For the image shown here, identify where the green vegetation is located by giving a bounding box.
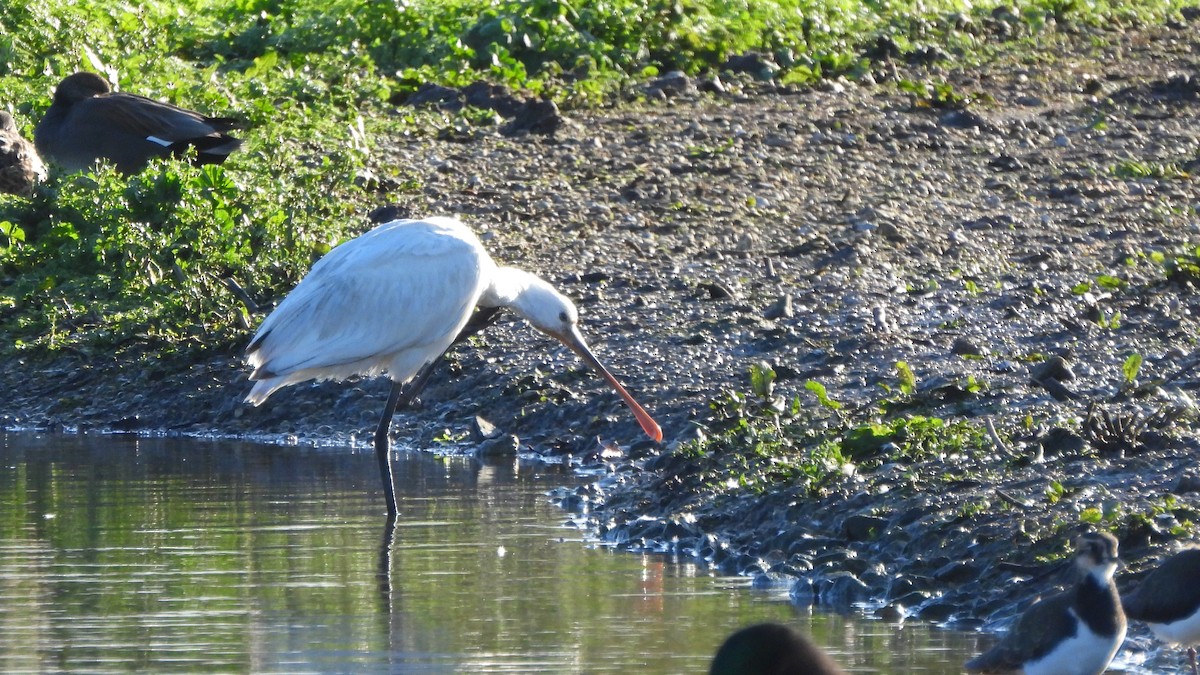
[1146,244,1200,285]
[1112,158,1191,180]
[687,362,991,502]
[0,0,1195,363]
[1122,353,1143,387]
[670,360,1196,572]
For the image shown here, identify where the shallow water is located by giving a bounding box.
[1,433,997,673]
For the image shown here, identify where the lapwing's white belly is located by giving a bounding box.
[1023,617,1124,675]
[1148,604,1200,646]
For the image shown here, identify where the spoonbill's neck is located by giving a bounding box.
[481,266,578,336]
[482,267,559,314]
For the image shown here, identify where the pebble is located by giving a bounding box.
[1032,354,1075,382]
[951,337,989,357]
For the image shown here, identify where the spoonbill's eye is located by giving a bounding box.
[559,311,570,323]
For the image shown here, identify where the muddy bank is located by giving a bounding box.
[4,17,1200,672]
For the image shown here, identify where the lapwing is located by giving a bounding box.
[710,622,846,675]
[1122,547,1200,675]
[35,72,242,175]
[0,111,46,196]
[965,531,1126,675]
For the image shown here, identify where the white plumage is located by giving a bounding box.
[246,217,489,403]
[1019,606,1125,675]
[244,216,662,518]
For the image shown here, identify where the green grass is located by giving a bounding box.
[1112,158,1191,180]
[0,0,1195,360]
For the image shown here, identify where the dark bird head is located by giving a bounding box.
[710,623,846,675]
[54,72,112,104]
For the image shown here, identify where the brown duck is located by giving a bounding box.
[35,72,242,175]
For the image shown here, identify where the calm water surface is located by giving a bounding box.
[0,433,992,673]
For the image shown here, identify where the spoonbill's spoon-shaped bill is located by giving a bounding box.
[553,323,662,442]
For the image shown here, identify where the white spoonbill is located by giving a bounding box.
[244,216,663,518]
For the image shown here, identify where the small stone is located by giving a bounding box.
[876,603,906,621]
[939,109,988,129]
[951,337,989,357]
[993,360,1018,373]
[789,577,816,606]
[1037,377,1080,402]
[764,294,793,320]
[917,600,958,622]
[907,45,949,65]
[878,222,906,242]
[647,70,695,98]
[750,572,791,589]
[698,75,726,94]
[476,434,520,458]
[500,99,563,136]
[723,53,779,81]
[873,305,892,332]
[818,572,871,608]
[843,514,888,541]
[933,560,978,584]
[1171,474,1200,494]
[471,415,501,443]
[1032,354,1075,382]
[891,591,933,608]
[1081,76,1104,95]
[1040,427,1087,457]
[367,203,408,224]
[699,280,737,300]
[989,154,1022,171]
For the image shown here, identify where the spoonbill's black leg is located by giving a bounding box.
[374,306,505,517]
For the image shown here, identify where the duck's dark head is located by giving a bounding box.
[55,72,111,104]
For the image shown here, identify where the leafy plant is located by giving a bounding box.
[749,361,776,400]
[1112,159,1189,180]
[1122,354,1143,387]
[805,380,842,410]
[841,415,984,463]
[895,361,917,396]
[1097,310,1122,330]
[899,78,972,109]
[1158,245,1200,285]
[1046,481,1065,505]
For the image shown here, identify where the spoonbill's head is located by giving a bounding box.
[513,277,663,444]
[513,279,580,339]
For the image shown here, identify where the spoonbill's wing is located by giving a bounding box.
[245,219,490,401]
